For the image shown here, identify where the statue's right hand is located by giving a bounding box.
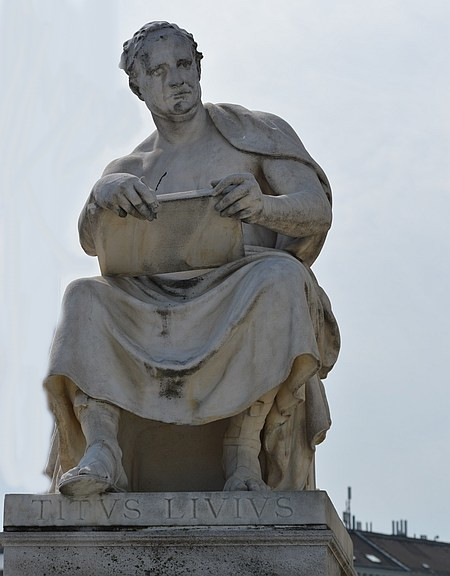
[92,173,159,220]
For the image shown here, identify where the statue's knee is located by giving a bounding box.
[63,277,102,308]
[64,277,92,297]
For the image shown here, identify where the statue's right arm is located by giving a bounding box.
[78,156,159,256]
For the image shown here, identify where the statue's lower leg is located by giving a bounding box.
[58,393,128,497]
[223,386,279,491]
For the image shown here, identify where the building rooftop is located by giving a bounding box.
[351,530,450,575]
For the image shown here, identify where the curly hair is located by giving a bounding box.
[119,21,203,100]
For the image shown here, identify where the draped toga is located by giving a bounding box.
[44,103,340,491]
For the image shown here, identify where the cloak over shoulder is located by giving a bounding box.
[206,102,332,266]
[45,103,339,492]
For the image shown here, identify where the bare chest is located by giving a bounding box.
[141,135,260,194]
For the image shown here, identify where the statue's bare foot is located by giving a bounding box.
[224,466,270,491]
[58,440,127,497]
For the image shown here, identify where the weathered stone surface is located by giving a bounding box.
[94,189,244,275]
[1,527,354,576]
[1,491,356,576]
[4,491,343,536]
[44,20,340,498]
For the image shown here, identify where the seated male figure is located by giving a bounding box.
[44,21,339,496]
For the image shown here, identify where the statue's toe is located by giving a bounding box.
[224,468,270,491]
[245,478,270,491]
[78,463,108,479]
[224,475,248,491]
[59,466,81,483]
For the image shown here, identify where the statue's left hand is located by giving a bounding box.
[212,173,264,224]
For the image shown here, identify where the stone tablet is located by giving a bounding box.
[94,189,244,275]
[4,491,348,541]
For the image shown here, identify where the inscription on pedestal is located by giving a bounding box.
[4,491,329,529]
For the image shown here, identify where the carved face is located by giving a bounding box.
[134,32,202,120]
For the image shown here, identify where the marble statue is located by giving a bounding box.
[44,21,340,497]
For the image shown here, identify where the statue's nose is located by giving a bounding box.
[168,67,184,86]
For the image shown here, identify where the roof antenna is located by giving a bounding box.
[343,486,352,529]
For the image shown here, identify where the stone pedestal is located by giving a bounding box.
[1,491,356,576]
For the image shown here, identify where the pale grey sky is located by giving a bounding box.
[1,0,449,540]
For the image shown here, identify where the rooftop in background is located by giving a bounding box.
[350,529,450,575]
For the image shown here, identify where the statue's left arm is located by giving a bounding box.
[212,158,331,239]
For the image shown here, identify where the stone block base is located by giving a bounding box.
[1,491,356,576]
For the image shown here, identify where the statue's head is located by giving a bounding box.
[119,21,203,101]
